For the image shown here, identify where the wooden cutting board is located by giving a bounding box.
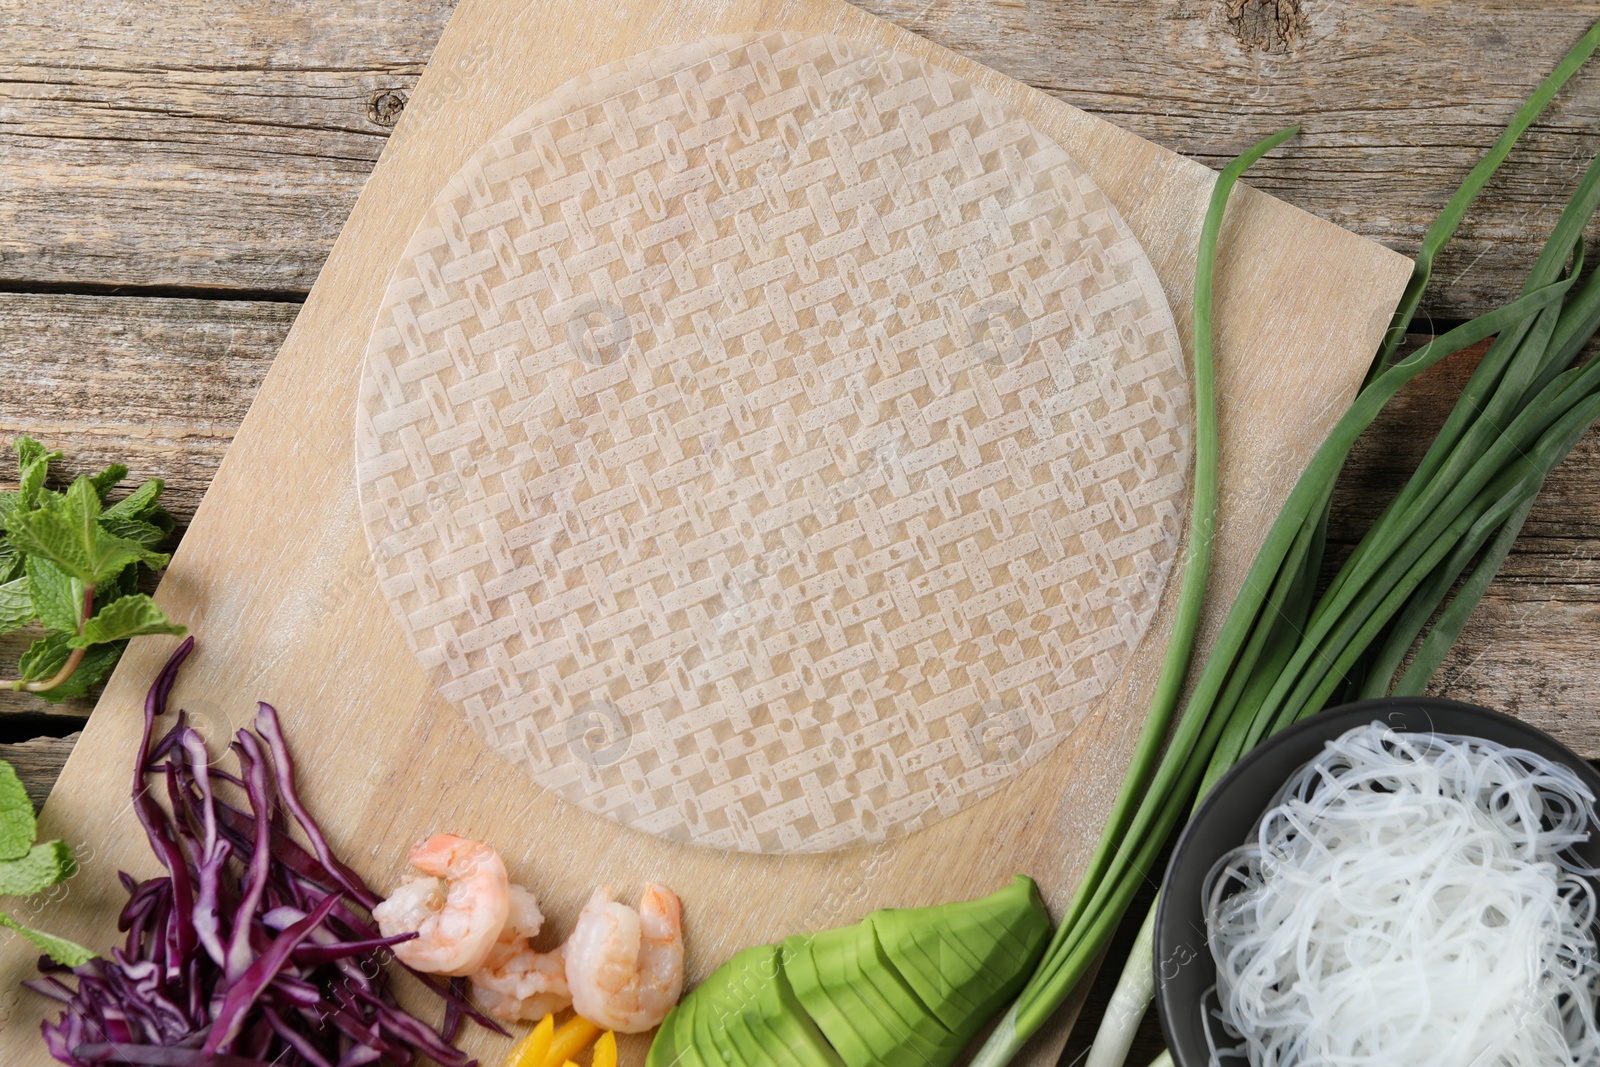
[0,0,1410,1063]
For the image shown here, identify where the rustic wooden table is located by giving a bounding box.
[3,0,1598,1061]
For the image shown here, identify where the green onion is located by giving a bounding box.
[968,124,1297,1067]
[1034,126,1297,968]
[971,18,1600,1067]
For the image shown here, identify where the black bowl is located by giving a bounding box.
[1153,697,1600,1067]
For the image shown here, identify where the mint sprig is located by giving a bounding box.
[0,437,185,701]
[0,760,90,966]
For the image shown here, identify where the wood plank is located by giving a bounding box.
[0,1,1411,1064]
[0,293,289,717]
[0,736,77,812]
[0,0,453,293]
[0,293,290,521]
[6,0,1600,318]
[858,0,1600,323]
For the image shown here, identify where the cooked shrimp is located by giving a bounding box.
[469,884,573,1023]
[372,834,510,976]
[473,941,572,1023]
[500,883,545,944]
[563,883,684,1033]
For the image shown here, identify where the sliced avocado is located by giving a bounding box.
[858,920,961,1054]
[647,877,1051,1067]
[660,943,844,1067]
[692,981,740,1067]
[783,922,959,1067]
[720,998,801,1067]
[647,978,712,1067]
[867,874,1050,1039]
[780,933,876,1067]
[758,947,847,1067]
[694,946,802,1067]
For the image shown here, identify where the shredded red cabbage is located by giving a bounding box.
[26,638,506,1066]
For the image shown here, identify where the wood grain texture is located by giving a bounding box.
[0,0,1408,1063]
[6,0,1600,321]
[0,0,453,295]
[0,736,77,813]
[0,294,287,719]
[857,0,1600,323]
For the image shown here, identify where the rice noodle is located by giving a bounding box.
[1202,721,1600,1067]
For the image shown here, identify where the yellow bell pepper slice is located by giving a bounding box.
[592,1031,618,1067]
[505,1014,555,1067]
[544,1015,601,1067]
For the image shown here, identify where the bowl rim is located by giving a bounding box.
[1152,696,1600,1067]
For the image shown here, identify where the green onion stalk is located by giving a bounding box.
[970,17,1600,1067]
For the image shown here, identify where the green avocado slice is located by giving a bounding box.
[647,877,1051,1067]
[690,981,734,1067]
[702,948,816,1067]
[858,919,958,1048]
[654,943,844,1067]
[647,978,711,1067]
[783,922,960,1067]
[867,875,1051,1039]
[780,933,877,1067]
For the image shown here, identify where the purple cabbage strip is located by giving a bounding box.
[253,703,379,911]
[203,893,340,1054]
[289,932,417,965]
[179,732,230,970]
[132,639,197,978]
[32,640,484,1067]
[441,978,465,1044]
[71,1044,274,1066]
[261,1007,338,1067]
[221,734,272,982]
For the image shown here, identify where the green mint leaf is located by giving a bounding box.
[0,543,22,585]
[102,478,165,522]
[8,478,167,585]
[88,464,129,503]
[18,633,70,684]
[3,509,93,582]
[0,840,75,896]
[13,438,47,471]
[25,557,80,635]
[0,761,35,861]
[15,631,81,686]
[0,912,95,967]
[97,516,167,550]
[32,641,122,704]
[17,462,50,511]
[69,594,184,648]
[0,577,34,636]
[61,478,103,567]
[6,483,99,582]
[13,438,61,511]
[99,564,139,606]
[0,492,19,532]
[97,537,169,583]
